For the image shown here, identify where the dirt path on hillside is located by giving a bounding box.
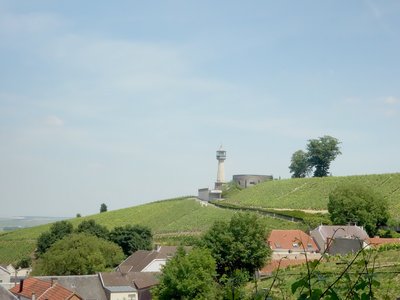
[271,208,328,214]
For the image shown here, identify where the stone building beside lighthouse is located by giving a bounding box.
[198,146,227,201]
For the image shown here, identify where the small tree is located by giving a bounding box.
[100,203,108,213]
[153,247,219,300]
[307,135,341,177]
[328,184,389,236]
[109,224,153,256]
[202,213,270,279]
[289,150,311,178]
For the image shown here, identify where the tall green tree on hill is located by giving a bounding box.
[289,150,311,178]
[328,184,389,236]
[307,135,341,177]
[100,203,108,213]
[289,135,341,178]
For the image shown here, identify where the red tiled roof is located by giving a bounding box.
[260,259,310,274]
[267,230,318,252]
[368,237,400,247]
[10,278,50,298]
[38,283,81,300]
[9,278,82,300]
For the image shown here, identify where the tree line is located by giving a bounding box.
[33,220,153,275]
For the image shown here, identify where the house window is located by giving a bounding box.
[307,243,313,248]
[128,294,137,300]
[274,242,281,249]
[292,243,299,248]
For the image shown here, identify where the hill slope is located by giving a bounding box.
[0,197,300,264]
[224,173,400,217]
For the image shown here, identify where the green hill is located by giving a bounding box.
[0,197,300,264]
[224,173,400,218]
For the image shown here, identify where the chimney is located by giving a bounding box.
[51,277,58,287]
[18,279,24,293]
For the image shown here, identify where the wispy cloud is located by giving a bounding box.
[384,96,400,105]
[0,11,64,35]
[43,116,64,127]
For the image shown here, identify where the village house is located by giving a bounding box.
[260,229,320,276]
[310,225,370,255]
[267,229,320,260]
[99,271,158,300]
[117,245,187,273]
[36,275,107,300]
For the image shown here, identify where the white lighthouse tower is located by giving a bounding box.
[215,146,226,190]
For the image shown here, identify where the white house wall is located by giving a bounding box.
[109,291,138,300]
[141,259,167,272]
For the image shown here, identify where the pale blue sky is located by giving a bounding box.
[1,1,399,217]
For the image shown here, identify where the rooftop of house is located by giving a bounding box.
[117,246,189,273]
[0,285,17,300]
[100,271,159,291]
[268,230,318,252]
[368,237,400,247]
[312,225,369,241]
[9,277,82,300]
[36,275,106,300]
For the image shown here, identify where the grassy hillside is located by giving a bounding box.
[0,197,300,264]
[224,173,400,218]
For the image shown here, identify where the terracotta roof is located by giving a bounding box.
[38,284,81,300]
[368,237,400,247]
[267,230,318,252]
[10,278,51,298]
[9,277,82,300]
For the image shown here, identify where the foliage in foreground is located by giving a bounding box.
[33,233,124,275]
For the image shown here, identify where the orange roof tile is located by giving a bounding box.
[368,237,400,247]
[260,259,310,274]
[38,283,81,300]
[9,278,82,300]
[267,230,318,252]
[10,278,50,298]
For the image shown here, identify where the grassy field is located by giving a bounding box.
[258,247,400,299]
[0,197,300,264]
[224,173,400,218]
